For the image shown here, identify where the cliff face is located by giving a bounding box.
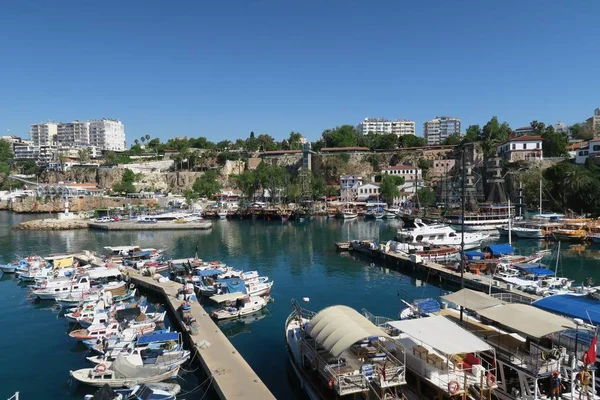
[38,167,123,189]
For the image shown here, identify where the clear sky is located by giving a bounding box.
[1,1,598,144]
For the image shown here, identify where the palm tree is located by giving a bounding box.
[144,134,150,142]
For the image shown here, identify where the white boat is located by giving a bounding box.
[32,275,93,300]
[69,320,156,340]
[446,203,514,232]
[84,383,181,400]
[70,356,180,387]
[87,348,190,369]
[0,264,17,273]
[384,207,399,219]
[217,210,228,219]
[387,241,461,262]
[589,233,600,243]
[285,301,406,400]
[395,219,489,250]
[210,293,268,320]
[341,210,358,219]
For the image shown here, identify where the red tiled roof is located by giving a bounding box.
[261,150,302,155]
[321,147,370,152]
[567,141,589,150]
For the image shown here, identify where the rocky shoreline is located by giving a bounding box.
[14,219,90,230]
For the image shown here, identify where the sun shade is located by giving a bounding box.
[387,315,493,355]
[442,289,506,311]
[307,305,389,358]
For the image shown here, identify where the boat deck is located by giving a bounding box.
[126,268,275,400]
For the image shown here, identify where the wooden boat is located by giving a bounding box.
[83,383,181,400]
[552,228,587,241]
[86,349,190,369]
[69,320,156,340]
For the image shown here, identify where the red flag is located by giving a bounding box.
[584,336,597,365]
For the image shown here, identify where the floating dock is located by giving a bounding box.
[89,221,213,231]
[126,269,276,400]
[338,240,541,303]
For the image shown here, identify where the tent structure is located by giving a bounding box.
[307,305,390,358]
[441,289,506,311]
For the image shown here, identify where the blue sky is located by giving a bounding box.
[0,1,598,144]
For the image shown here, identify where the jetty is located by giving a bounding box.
[125,268,276,400]
[337,240,541,303]
[88,221,213,231]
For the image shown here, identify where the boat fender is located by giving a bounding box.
[328,376,335,388]
[448,380,460,394]
[94,363,107,373]
[486,373,497,387]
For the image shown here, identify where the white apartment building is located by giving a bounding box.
[496,136,543,162]
[423,117,461,145]
[89,119,126,151]
[554,121,570,135]
[30,122,58,147]
[57,121,90,148]
[381,165,422,179]
[357,118,416,136]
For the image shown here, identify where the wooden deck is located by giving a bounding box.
[126,268,276,400]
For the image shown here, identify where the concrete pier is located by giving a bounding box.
[340,241,541,303]
[89,221,213,231]
[126,269,276,400]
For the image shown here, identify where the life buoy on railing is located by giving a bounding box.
[328,376,335,388]
[448,380,460,394]
[583,351,590,365]
[94,363,107,373]
[487,373,497,387]
[129,283,135,290]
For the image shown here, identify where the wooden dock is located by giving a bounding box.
[339,241,541,303]
[126,268,276,400]
[89,221,213,231]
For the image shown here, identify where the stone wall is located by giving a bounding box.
[5,196,157,213]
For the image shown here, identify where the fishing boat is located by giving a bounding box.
[395,219,489,250]
[384,207,399,219]
[69,320,156,340]
[0,264,17,273]
[341,209,358,220]
[210,293,268,320]
[86,330,178,356]
[70,356,180,387]
[87,348,190,369]
[387,241,461,262]
[285,301,407,400]
[217,209,228,219]
[84,383,181,400]
[589,233,600,243]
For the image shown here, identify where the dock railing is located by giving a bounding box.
[490,292,534,305]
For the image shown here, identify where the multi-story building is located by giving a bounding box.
[57,121,90,148]
[554,121,570,135]
[357,118,416,136]
[30,122,58,147]
[423,117,461,145]
[513,126,536,137]
[586,108,600,133]
[496,136,543,162]
[89,119,126,151]
[381,165,422,179]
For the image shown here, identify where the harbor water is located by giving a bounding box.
[1,211,600,399]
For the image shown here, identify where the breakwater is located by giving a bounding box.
[89,221,213,230]
[127,269,276,400]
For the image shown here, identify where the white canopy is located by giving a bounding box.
[387,316,493,355]
[476,303,575,338]
[210,292,246,303]
[307,305,389,358]
[441,289,506,311]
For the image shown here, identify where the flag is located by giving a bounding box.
[584,336,597,365]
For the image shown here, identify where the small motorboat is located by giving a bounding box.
[588,233,600,243]
[210,293,269,320]
[70,359,179,387]
[0,264,17,274]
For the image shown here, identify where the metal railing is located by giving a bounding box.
[490,292,534,304]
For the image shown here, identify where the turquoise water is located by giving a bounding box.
[1,212,600,399]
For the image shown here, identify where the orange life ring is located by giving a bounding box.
[328,376,335,388]
[448,380,460,394]
[94,363,107,373]
[487,373,497,387]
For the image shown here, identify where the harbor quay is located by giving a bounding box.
[124,267,276,400]
[88,220,213,231]
[336,240,542,303]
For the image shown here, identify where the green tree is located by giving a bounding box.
[443,133,462,146]
[398,134,426,148]
[216,140,232,150]
[288,131,303,150]
[113,168,136,194]
[285,183,301,203]
[542,126,568,157]
[105,151,117,164]
[257,134,277,151]
[310,173,327,199]
[463,125,481,143]
[77,148,91,163]
[192,170,222,198]
[0,140,12,161]
[379,174,400,206]
[255,163,287,204]
[321,125,361,148]
[236,170,259,201]
[147,138,161,152]
[129,144,143,155]
[372,133,398,150]
[480,116,511,158]
[530,120,546,134]
[416,187,436,206]
[144,134,150,142]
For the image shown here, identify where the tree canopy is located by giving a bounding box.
[192,170,222,198]
[379,174,400,206]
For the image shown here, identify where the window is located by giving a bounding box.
[536,143,540,149]
[512,144,516,150]
[522,143,526,149]
[593,145,600,152]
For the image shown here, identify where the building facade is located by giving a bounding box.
[357,118,416,136]
[89,119,126,151]
[513,126,536,137]
[586,108,600,133]
[423,117,461,145]
[496,136,543,162]
[381,165,422,179]
[30,122,58,147]
[57,121,90,148]
[356,183,380,201]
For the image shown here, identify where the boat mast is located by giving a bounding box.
[555,241,561,277]
[460,148,466,323]
[508,198,512,245]
[539,179,543,215]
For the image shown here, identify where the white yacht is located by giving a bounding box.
[396,219,489,250]
[446,203,513,232]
